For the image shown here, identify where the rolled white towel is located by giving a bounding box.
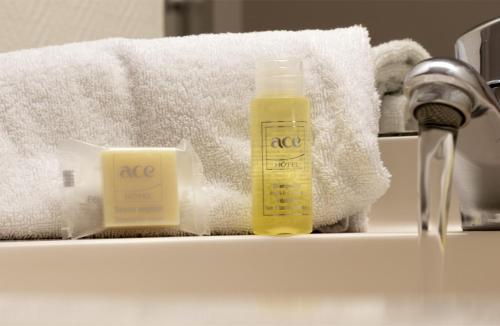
[373,39,431,134]
[0,27,390,239]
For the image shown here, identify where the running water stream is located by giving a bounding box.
[419,126,458,247]
[418,125,458,295]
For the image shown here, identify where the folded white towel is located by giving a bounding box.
[373,39,430,134]
[0,27,391,239]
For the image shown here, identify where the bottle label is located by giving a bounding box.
[261,121,310,216]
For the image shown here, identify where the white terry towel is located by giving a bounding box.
[373,39,430,134]
[0,27,390,239]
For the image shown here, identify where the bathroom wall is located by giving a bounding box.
[0,0,164,53]
[1,0,499,57]
[242,0,500,57]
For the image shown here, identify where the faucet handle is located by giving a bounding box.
[456,17,500,88]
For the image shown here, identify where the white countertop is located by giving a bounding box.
[1,232,500,325]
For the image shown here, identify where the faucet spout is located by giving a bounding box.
[404,57,500,234]
[404,58,499,125]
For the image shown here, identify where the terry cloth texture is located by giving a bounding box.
[373,39,430,134]
[0,27,391,239]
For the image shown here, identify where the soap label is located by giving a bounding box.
[261,121,311,216]
[101,149,179,227]
[113,154,163,204]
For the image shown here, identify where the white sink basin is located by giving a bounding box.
[1,232,500,325]
[371,135,461,232]
[1,136,498,325]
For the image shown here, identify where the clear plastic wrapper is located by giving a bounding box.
[58,139,209,239]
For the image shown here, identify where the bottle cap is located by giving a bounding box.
[255,58,304,97]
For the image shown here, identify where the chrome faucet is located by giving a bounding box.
[404,18,500,232]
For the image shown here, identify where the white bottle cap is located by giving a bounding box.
[255,58,304,97]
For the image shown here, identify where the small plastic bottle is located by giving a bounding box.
[250,59,313,235]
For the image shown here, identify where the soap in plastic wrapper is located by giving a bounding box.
[58,139,209,239]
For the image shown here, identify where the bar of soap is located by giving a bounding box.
[101,148,179,228]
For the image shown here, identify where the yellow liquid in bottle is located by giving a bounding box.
[251,97,313,235]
